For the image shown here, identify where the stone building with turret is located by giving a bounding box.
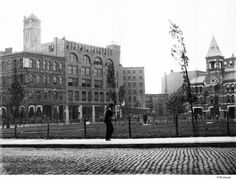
[190,36,236,119]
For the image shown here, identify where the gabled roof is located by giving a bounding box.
[206,36,223,57]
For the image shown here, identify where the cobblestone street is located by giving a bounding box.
[1,147,236,174]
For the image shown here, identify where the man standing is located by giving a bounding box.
[104,103,114,141]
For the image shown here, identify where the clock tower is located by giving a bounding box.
[204,36,224,85]
[23,13,41,50]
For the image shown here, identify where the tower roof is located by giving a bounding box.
[27,13,40,21]
[206,36,223,57]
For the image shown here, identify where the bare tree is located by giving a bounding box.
[169,21,196,136]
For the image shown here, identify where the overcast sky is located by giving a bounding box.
[0,0,236,93]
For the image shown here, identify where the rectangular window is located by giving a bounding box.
[68,77,78,87]
[133,82,136,86]
[75,91,79,101]
[123,76,126,80]
[82,91,86,101]
[140,82,143,86]
[73,66,78,74]
[139,76,143,80]
[94,92,99,101]
[132,70,136,74]
[49,45,54,52]
[82,79,91,87]
[133,96,137,102]
[68,90,73,101]
[133,89,136,94]
[94,80,103,88]
[100,92,104,102]
[81,67,90,76]
[68,66,72,74]
[94,68,102,77]
[133,76,136,80]
[139,70,142,73]
[106,92,110,101]
[139,89,143,94]
[128,76,131,80]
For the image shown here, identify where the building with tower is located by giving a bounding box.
[21,13,123,123]
[190,36,236,119]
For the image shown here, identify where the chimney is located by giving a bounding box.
[170,69,173,73]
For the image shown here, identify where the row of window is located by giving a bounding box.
[65,42,112,56]
[125,89,144,95]
[123,69,143,74]
[193,84,235,94]
[69,53,113,66]
[123,76,143,81]
[124,82,144,87]
[68,66,104,77]
[28,59,63,70]
[68,91,110,102]
[195,95,235,104]
[28,90,64,101]
[68,78,103,88]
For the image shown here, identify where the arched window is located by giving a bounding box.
[42,60,46,69]
[94,57,102,65]
[53,62,57,70]
[36,60,40,69]
[69,53,78,63]
[59,62,63,70]
[106,59,113,66]
[82,55,91,64]
[29,59,33,68]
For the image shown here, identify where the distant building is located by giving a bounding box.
[122,67,145,107]
[0,51,66,123]
[190,36,236,119]
[161,70,205,94]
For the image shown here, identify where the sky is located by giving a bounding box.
[0,0,236,93]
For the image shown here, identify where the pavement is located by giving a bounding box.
[1,136,236,148]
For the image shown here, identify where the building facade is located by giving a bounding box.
[122,67,145,107]
[161,70,205,94]
[23,14,123,122]
[190,36,236,119]
[0,50,66,124]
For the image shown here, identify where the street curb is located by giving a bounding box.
[1,142,236,148]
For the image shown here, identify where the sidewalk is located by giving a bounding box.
[1,136,236,148]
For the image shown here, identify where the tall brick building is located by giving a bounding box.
[0,13,124,124]
[122,67,145,107]
[0,49,66,123]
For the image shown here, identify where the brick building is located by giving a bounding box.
[122,67,145,107]
[191,36,236,119]
[0,49,66,124]
[22,13,123,123]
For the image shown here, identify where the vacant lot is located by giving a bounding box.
[1,120,235,139]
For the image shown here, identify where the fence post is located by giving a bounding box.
[47,116,50,139]
[83,117,87,138]
[175,114,179,137]
[226,114,230,136]
[128,115,132,138]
